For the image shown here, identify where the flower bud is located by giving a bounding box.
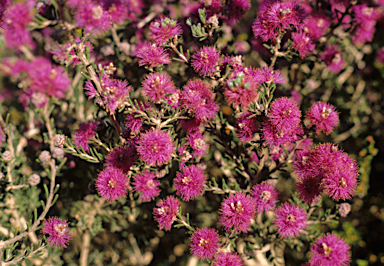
[53,134,65,148]
[29,174,41,186]
[53,148,65,159]
[39,150,51,164]
[2,151,12,162]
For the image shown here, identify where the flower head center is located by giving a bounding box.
[322,243,332,256]
[152,144,159,153]
[201,52,209,63]
[231,201,244,213]
[321,106,332,118]
[106,86,116,95]
[339,178,347,187]
[317,19,324,27]
[332,54,341,64]
[194,139,206,150]
[286,214,295,222]
[260,190,272,202]
[50,69,57,79]
[283,109,291,116]
[108,179,116,188]
[118,153,124,162]
[198,238,208,246]
[54,223,67,236]
[92,6,103,20]
[147,179,155,188]
[182,175,191,184]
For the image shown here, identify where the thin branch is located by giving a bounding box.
[2,244,46,266]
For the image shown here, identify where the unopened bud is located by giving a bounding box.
[29,174,41,186]
[39,150,51,164]
[2,151,12,162]
[53,148,65,159]
[54,134,65,148]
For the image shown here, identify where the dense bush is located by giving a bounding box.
[0,0,383,265]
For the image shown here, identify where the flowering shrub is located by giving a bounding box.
[0,0,382,265]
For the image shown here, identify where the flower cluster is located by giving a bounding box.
[41,217,72,248]
[293,144,359,203]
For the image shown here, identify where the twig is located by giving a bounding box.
[2,244,46,266]
[79,231,90,266]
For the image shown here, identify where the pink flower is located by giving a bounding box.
[73,121,99,152]
[292,31,315,58]
[190,227,220,260]
[181,79,219,122]
[106,145,138,173]
[85,74,132,113]
[0,0,10,27]
[137,129,175,166]
[253,0,306,41]
[235,112,259,142]
[309,233,351,266]
[337,203,351,217]
[323,169,358,201]
[273,203,307,238]
[101,0,128,24]
[154,196,180,231]
[251,182,279,213]
[296,175,323,205]
[268,97,301,131]
[174,165,206,201]
[136,43,171,69]
[186,132,209,158]
[213,252,244,266]
[133,170,161,202]
[95,167,129,201]
[74,1,112,34]
[28,58,71,99]
[261,120,302,148]
[224,69,261,110]
[258,66,286,84]
[3,3,33,48]
[191,46,221,77]
[124,101,153,134]
[219,193,256,233]
[141,72,176,103]
[320,46,345,73]
[149,17,183,45]
[41,217,72,248]
[306,102,339,135]
[223,0,251,25]
[304,14,331,40]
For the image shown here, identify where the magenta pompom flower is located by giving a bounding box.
[28,58,71,99]
[235,112,259,142]
[273,203,307,238]
[306,102,339,135]
[137,129,175,166]
[309,233,351,266]
[106,145,138,173]
[154,196,180,231]
[41,217,72,248]
[219,193,256,233]
[95,167,129,201]
[174,165,207,201]
[292,31,315,58]
[322,169,358,201]
[74,2,112,34]
[191,46,221,77]
[295,176,323,205]
[224,69,261,110]
[181,79,219,122]
[190,227,220,260]
[133,170,161,202]
[320,46,345,73]
[268,97,301,131]
[186,131,209,157]
[85,74,132,113]
[149,17,183,45]
[141,72,176,103]
[73,121,99,152]
[213,252,244,266]
[136,43,171,69]
[3,3,33,48]
[251,182,279,213]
